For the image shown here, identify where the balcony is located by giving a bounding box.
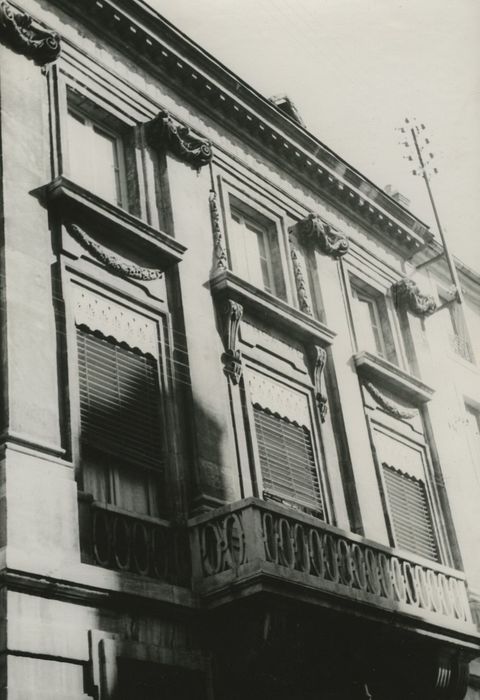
[189,498,477,643]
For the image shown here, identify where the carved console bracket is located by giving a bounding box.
[209,189,228,272]
[363,381,417,420]
[308,345,328,422]
[292,214,349,259]
[222,300,244,384]
[0,1,60,65]
[146,109,212,168]
[391,277,437,317]
[67,223,163,281]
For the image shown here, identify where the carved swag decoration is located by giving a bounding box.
[146,110,212,168]
[0,1,60,65]
[209,189,228,272]
[67,223,163,281]
[308,345,328,422]
[222,300,243,384]
[292,214,349,259]
[391,277,437,317]
[363,380,417,420]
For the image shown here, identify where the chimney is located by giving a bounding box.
[385,184,410,209]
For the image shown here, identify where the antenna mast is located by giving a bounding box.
[399,118,463,303]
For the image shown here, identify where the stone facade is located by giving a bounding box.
[0,0,479,698]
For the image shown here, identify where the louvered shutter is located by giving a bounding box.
[383,464,439,561]
[77,327,163,470]
[253,405,324,517]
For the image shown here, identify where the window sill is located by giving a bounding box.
[353,351,434,404]
[35,176,186,270]
[210,270,336,347]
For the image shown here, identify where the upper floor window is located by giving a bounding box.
[66,104,128,208]
[226,196,287,300]
[350,279,398,364]
[246,368,326,519]
[71,284,166,518]
[441,298,474,363]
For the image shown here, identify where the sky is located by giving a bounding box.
[147,0,480,265]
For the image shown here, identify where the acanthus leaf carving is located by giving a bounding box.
[222,300,243,384]
[363,381,417,420]
[391,277,437,317]
[293,214,349,259]
[0,1,60,65]
[308,345,328,422]
[209,189,228,272]
[146,109,212,168]
[67,223,163,281]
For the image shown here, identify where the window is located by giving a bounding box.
[350,280,398,363]
[465,403,480,472]
[442,300,474,363]
[72,285,165,517]
[374,428,440,562]
[118,660,207,700]
[66,102,127,208]
[247,369,325,518]
[227,197,286,299]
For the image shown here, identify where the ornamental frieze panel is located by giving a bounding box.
[209,189,228,272]
[363,380,417,421]
[146,109,212,168]
[291,214,349,259]
[391,277,437,317]
[0,1,60,65]
[67,223,163,281]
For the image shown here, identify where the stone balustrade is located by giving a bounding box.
[189,498,474,630]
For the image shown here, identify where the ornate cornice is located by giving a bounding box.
[146,109,212,168]
[222,300,243,385]
[392,277,437,317]
[209,189,228,272]
[292,214,349,259]
[0,1,60,65]
[309,345,328,422]
[363,381,417,420]
[67,223,163,281]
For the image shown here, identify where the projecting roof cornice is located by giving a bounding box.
[49,0,432,253]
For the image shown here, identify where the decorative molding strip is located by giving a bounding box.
[67,223,163,281]
[292,214,349,259]
[391,277,437,317]
[146,109,212,168]
[363,381,417,420]
[290,246,312,315]
[0,1,60,65]
[309,345,328,422]
[222,300,243,384]
[209,189,228,272]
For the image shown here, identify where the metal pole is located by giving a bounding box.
[410,127,463,303]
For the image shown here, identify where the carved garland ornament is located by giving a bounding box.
[209,189,228,271]
[363,381,417,420]
[0,1,60,65]
[222,300,243,384]
[290,246,312,315]
[309,346,328,422]
[392,277,437,317]
[294,214,349,259]
[67,223,163,281]
[147,109,212,168]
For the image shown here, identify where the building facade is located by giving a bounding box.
[0,0,479,698]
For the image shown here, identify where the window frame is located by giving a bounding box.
[437,289,475,364]
[241,359,331,522]
[216,174,293,305]
[65,102,129,209]
[62,261,174,520]
[365,407,450,565]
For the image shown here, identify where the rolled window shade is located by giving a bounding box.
[253,404,324,517]
[383,463,439,561]
[77,327,163,470]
